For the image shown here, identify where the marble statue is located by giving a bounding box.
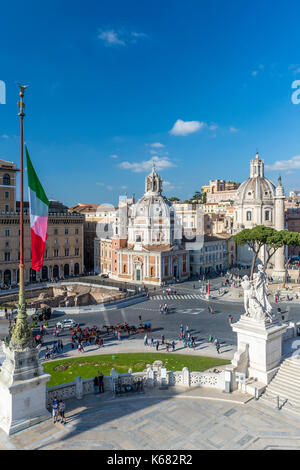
[241,265,274,322]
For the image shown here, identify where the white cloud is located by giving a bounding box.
[119,156,175,173]
[1,134,9,139]
[131,32,147,38]
[98,30,125,46]
[150,142,165,148]
[169,119,206,136]
[229,126,239,133]
[121,185,128,189]
[251,70,258,77]
[96,182,113,190]
[265,155,300,171]
[98,29,147,47]
[110,154,118,159]
[208,124,218,131]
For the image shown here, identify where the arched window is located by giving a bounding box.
[3,174,10,185]
[265,210,270,221]
[246,211,252,221]
[150,266,155,277]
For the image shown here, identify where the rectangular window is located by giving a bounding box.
[65,228,69,235]
[75,248,79,256]
[65,248,69,256]
[54,249,59,257]
[54,229,58,235]
[5,229,10,237]
[75,228,79,235]
[4,252,10,261]
[5,191,9,199]
[5,205,9,213]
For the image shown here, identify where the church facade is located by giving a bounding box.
[110,165,190,285]
[233,152,285,279]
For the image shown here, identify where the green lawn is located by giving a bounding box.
[43,353,230,387]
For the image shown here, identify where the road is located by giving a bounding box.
[23,276,300,359]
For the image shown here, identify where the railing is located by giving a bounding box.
[46,364,229,405]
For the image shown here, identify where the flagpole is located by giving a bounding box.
[10,84,32,349]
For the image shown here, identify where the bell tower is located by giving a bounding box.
[250,152,264,178]
[145,162,162,195]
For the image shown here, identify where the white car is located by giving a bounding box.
[56,319,76,330]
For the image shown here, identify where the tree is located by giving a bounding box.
[234,226,300,279]
[168,197,180,202]
[233,226,274,279]
[191,191,202,201]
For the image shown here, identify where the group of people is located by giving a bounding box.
[179,324,196,349]
[44,340,64,359]
[143,333,176,352]
[51,396,66,424]
[208,335,221,354]
[93,372,105,394]
[159,304,169,314]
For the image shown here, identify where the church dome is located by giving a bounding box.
[235,152,275,204]
[131,163,173,219]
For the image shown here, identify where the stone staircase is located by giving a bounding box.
[260,356,300,411]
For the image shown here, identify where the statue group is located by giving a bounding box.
[241,265,274,322]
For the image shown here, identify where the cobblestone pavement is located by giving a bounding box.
[2,387,300,450]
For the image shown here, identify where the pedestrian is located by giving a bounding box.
[98,372,104,393]
[166,341,169,352]
[215,341,221,354]
[58,399,66,424]
[150,337,154,347]
[171,340,175,351]
[144,334,148,346]
[138,315,142,322]
[209,335,213,343]
[156,340,159,351]
[93,375,99,394]
[161,335,165,345]
[51,395,59,424]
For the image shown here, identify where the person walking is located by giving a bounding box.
[51,395,59,424]
[150,337,154,347]
[144,334,148,346]
[93,376,99,394]
[98,372,104,393]
[166,341,169,352]
[161,334,165,345]
[58,399,66,424]
[171,340,175,352]
[156,340,159,351]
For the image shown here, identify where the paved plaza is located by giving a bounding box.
[1,277,300,450]
[2,386,300,450]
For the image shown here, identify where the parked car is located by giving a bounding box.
[100,273,109,278]
[56,318,76,330]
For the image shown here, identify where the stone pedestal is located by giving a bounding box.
[232,315,286,384]
[0,344,50,435]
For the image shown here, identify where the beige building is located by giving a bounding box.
[0,160,84,286]
[69,203,118,273]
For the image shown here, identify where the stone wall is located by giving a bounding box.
[46,361,230,405]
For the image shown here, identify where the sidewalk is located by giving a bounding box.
[39,336,236,362]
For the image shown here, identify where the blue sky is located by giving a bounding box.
[1,0,300,206]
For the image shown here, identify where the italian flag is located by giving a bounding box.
[26,146,49,271]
